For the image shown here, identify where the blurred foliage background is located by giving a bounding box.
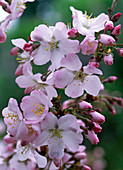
[0,0,123,169]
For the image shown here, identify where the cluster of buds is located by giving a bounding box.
[0,1,123,170]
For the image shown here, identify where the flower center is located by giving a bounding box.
[74,70,87,82]
[16,1,26,12]
[32,103,45,115]
[46,38,59,52]
[49,128,63,139]
[6,113,19,129]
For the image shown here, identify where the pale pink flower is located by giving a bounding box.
[31,22,80,69]
[16,141,47,168]
[54,54,102,98]
[70,6,109,36]
[20,90,52,123]
[33,113,83,165]
[80,35,98,55]
[2,98,28,140]
[16,62,57,99]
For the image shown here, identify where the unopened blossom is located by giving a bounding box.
[88,110,105,124]
[111,12,121,22]
[104,21,114,31]
[85,130,99,145]
[33,113,83,166]
[21,90,52,123]
[54,53,102,98]
[104,54,113,65]
[16,62,57,99]
[111,24,121,36]
[68,27,78,37]
[99,34,115,46]
[79,101,92,110]
[80,35,98,55]
[70,6,109,36]
[30,22,80,69]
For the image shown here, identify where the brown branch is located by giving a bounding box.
[108,0,118,19]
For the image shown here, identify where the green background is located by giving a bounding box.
[0,0,123,169]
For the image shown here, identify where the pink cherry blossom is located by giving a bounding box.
[20,90,52,123]
[30,22,80,69]
[33,113,83,165]
[54,54,102,98]
[16,62,57,99]
[70,6,109,36]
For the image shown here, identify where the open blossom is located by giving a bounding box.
[16,141,47,168]
[20,90,52,123]
[33,113,83,166]
[11,38,33,75]
[54,53,102,98]
[70,6,109,36]
[80,35,98,55]
[30,22,80,69]
[0,0,35,43]
[16,62,57,99]
[2,98,28,139]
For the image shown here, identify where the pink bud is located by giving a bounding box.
[104,54,113,65]
[3,135,16,144]
[62,99,74,109]
[116,48,123,57]
[103,76,117,83]
[83,165,91,170]
[74,152,86,160]
[23,43,33,52]
[104,21,114,31]
[111,12,121,22]
[15,65,23,76]
[89,111,105,124]
[0,28,6,43]
[7,144,14,152]
[111,24,121,36]
[68,28,78,37]
[10,47,19,55]
[85,130,99,145]
[79,101,92,110]
[99,34,115,46]
[88,61,99,68]
[92,122,102,133]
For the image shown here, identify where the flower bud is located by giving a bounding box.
[111,24,121,36]
[92,122,102,133]
[74,152,86,160]
[104,54,113,65]
[79,101,92,110]
[0,28,6,43]
[83,165,91,170]
[104,21,114,31]
[99,34,115,46]
[7,144,14,152]
[68,28,78,37]
[113,97,123,107]
[23,43,33,52]
[88,61,99,68]
[15,65,23,76]
[63,99,74,109]
[116,48,123,57]
[10,47,20,55]
[111,12,121,22]
[106,104,116,115]
[89,111,105,124]
[103,76,117,83]
[3,135,16,144]
[85,130,99,145]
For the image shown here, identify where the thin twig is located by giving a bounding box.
[108,0,118,19]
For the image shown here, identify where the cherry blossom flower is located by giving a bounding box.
[30,22,80,69]
[54,53,102,98]
[33,112,83,166]
[70,6,109,36]
[20,90,52,123]
[16,141,47,168]
[16,62,57,99]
